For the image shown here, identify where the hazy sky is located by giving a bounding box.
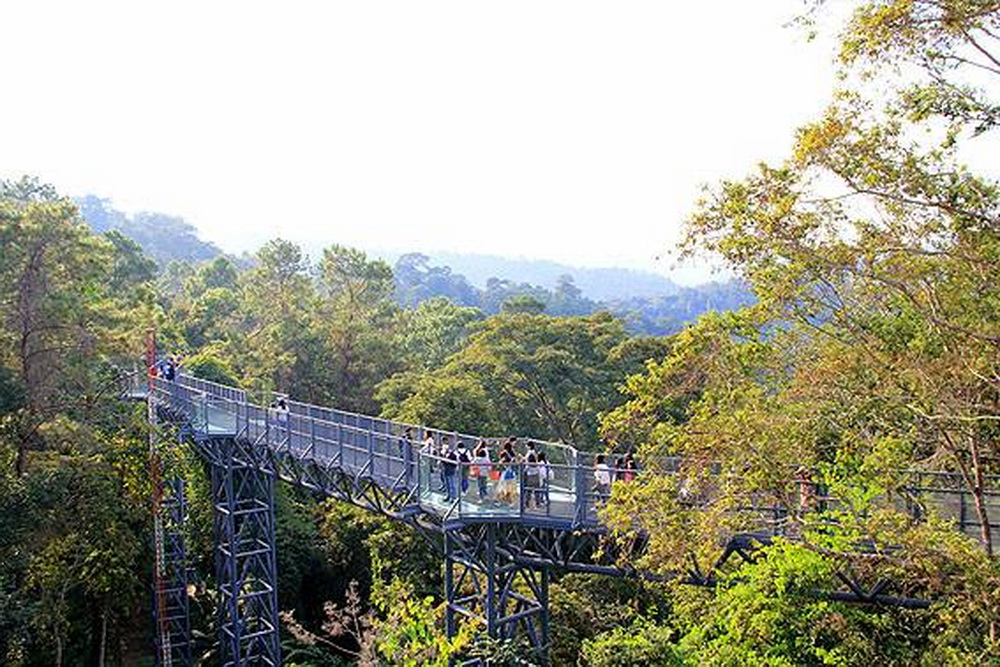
[1,1,845,284]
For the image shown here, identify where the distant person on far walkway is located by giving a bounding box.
[399,427,415,485]
[502,438,516,462]
[613,455,626,482]
[398,427,414,455]
[269,397,289,433]
[622,452,637,482]
[536,451,552,507]
[163,358,177,381]
[594,454,612,501]
[421,433,438,490]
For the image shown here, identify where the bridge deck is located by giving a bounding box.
[136,373,1000,543]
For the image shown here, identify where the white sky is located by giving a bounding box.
[1,1,847,285]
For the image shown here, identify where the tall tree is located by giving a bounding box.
[317,245,403,412]
[0,178,116,474]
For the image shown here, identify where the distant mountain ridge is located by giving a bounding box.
[74,195,750,334]
[75,195,221,266]
[427,251,680,302]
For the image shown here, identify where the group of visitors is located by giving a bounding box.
[413,433,554,507]
[151,355,180,381]
[404,429,639,509]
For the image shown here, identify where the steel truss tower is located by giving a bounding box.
[445,524,550,662]
[206,437,282,667]
[152,474,193,666]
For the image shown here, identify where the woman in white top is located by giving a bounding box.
[593,454,612,500]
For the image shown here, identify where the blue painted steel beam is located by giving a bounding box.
[209,438,282,667]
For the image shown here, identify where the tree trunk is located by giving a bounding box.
[98,603,108,667]
[968,440,993,557]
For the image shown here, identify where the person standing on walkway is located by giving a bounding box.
[497,449,516,505]
[524,446,540,509]
[439,436,452,494]
[443,440,458,502]
[456,440,471,495]
[594,454,612,501]
[163,357,176,381]
[622,452,637,482]
[536,451,551,507]
[472,440,491,500]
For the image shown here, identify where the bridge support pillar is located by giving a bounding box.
[209,438,282,667]
[445,524,549,663]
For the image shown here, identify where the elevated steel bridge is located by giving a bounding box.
[129,371,999,666]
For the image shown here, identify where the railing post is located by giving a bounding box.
[308,414,316,458]
[367,427,375,477]
[519,462,526,518]
[573,451,586,526]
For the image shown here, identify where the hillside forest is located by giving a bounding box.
[1,2,999,665]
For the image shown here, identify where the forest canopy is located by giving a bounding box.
[1,1,998,665]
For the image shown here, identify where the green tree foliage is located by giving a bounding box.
[501,294,547,315]
[0,411,152,665]
[598,1,1000,661]
[582,622,681,667]
[0,177,144,473]
[397,296,484,370]
[316,245,404,413]
[379,312,634,446]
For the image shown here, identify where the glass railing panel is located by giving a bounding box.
[245,404,263,444]
[372,431,400,487]
[191,393,208,433]
[454,462,511,518]
[205,399,237,435]
[312,419,337,467]
[341,427,367,476]
[521,463,578,522]
[418,452,441,507]
[369,428,386,482]
[283,412,303,455]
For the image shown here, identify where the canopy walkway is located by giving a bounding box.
[128,371,999,666]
